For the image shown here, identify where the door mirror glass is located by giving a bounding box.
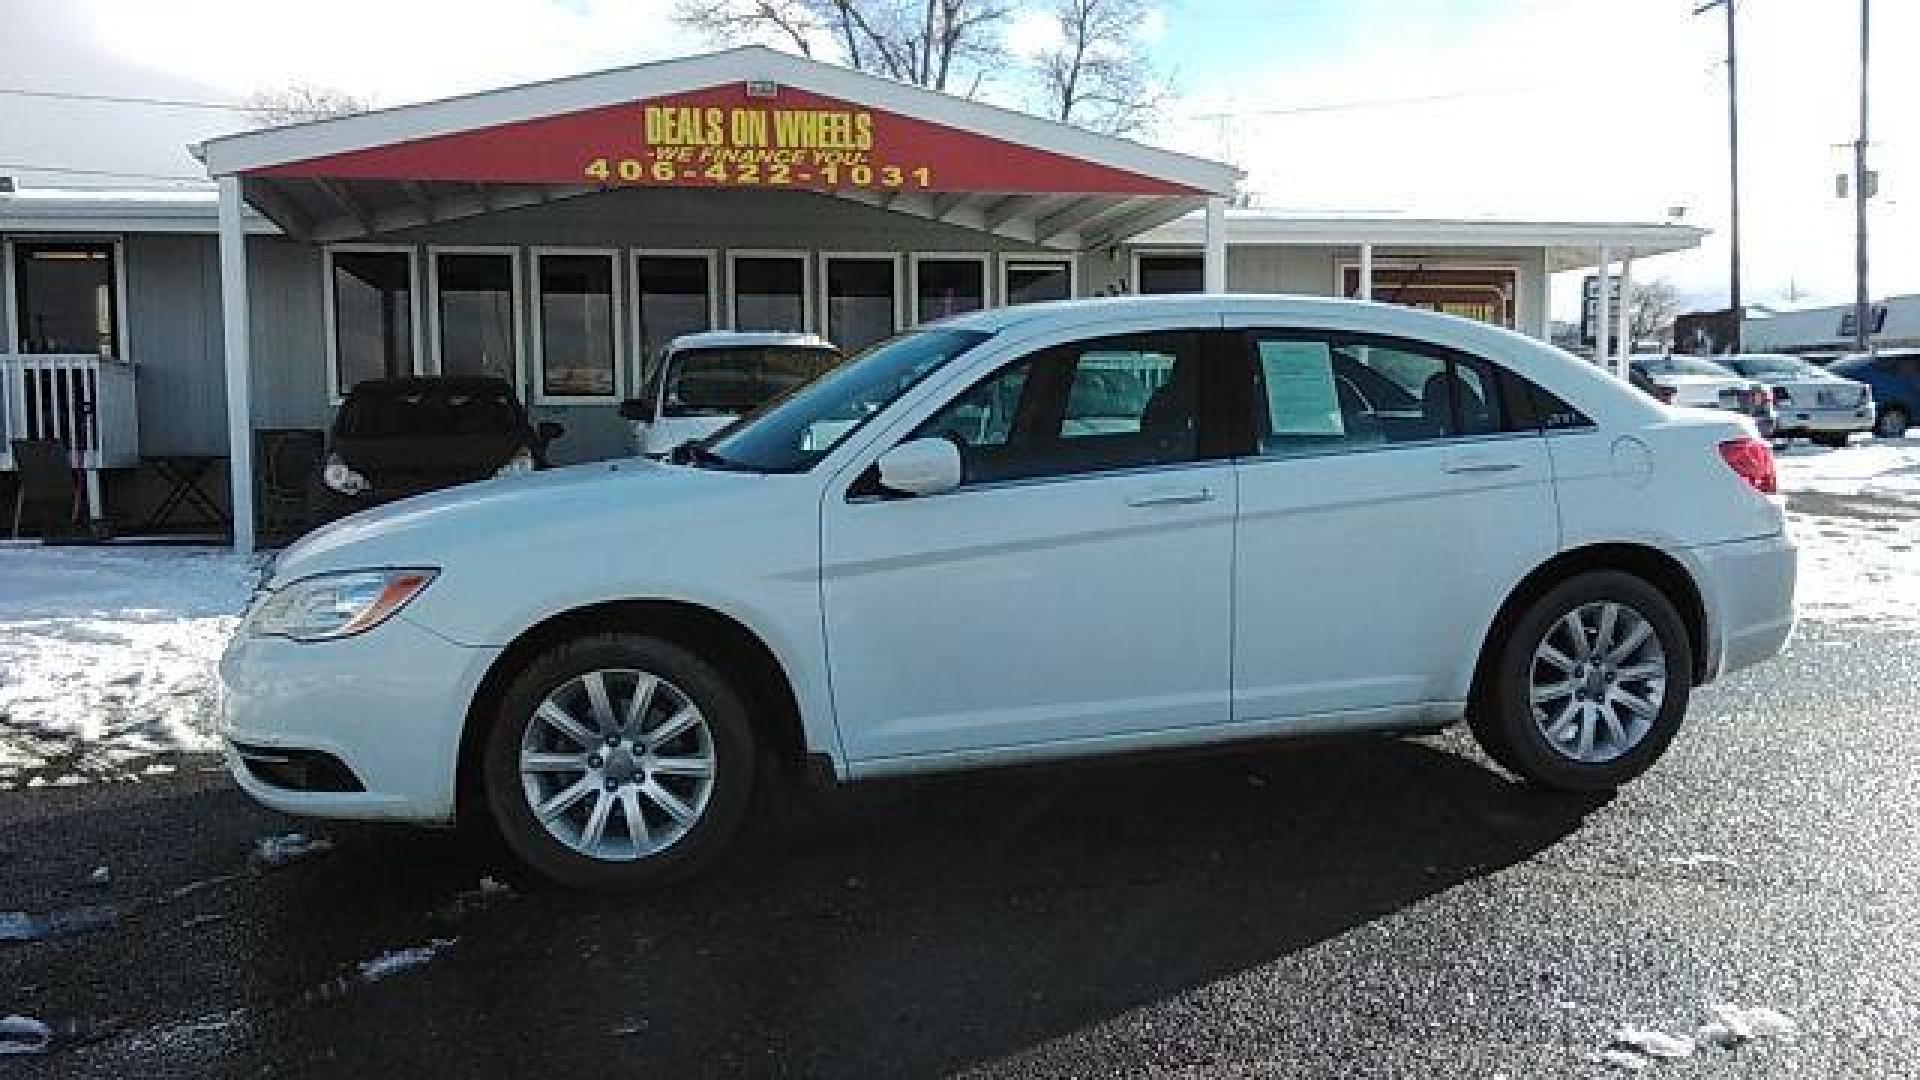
[877,437,962,497]
[618,397,655,422]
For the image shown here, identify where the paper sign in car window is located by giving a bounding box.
[1259,340,1344,435]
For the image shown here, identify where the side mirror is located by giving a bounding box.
[618,397,655,422]
[536,420,566,442]
[876,437,962,497]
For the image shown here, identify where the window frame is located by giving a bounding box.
[819,251,903,350]
[1129,248,1205,295]
[909,251,991,325]
[529,245,625,405]
[1334,260,1520,329]
[1234,327,1548,461]
[425,244,524,389]
[323,242,424,403]
[5,234,132,363]
[999,253,1078,307]
[630,247,719,385]
[726,249,812,333]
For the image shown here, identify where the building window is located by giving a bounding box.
[1339,264,1517,329]
[431,250,519,383]
[633,252,714,375]
[534,250,620,400]
[731,253,808,332]
[1135,252,1203,295]
[12,241,120,357]
[823,255,899,352]
[913,255,988,323]
[1004,258,1073,305]
[328,247,417,395]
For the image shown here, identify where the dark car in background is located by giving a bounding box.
[314,378,562,521]
[1830,350,1920,439]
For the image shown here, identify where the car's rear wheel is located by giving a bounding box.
[1875,406,1910,440]
[1471,571,1692,791]
[482,633,755,889]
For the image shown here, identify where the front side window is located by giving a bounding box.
[13,241,118,356]
[701,327,990,473]
[434,251,517,382]
[732,256,806,332]
[914,331,1201,485]
[536,252,617,399]
[634,255,713,373]
[914,258,986,323]
[1249,332,1507,457]
[331,249,415,393]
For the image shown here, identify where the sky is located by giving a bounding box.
[1,0,1912,322]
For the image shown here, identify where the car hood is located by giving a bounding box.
[269,458,767,587]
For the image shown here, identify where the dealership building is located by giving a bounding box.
[0,46,1703,550]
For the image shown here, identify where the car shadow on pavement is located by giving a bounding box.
[9,736,1607,1078]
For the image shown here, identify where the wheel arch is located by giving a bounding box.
[457,598,809,829]
[1470,543,1709,711]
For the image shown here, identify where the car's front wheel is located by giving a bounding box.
[481,633,756,889]
[1875,406,1910,440]
[1471,572,1693,791]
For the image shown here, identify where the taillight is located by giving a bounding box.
[1654,385,1677,404]
[1718,437,1778,495]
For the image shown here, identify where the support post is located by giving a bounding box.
[1615,251,1635,378]
[218,175,256,555]
[1358,242,1373,301]
[1202,197,1228,293]
[1593,245,1612,373]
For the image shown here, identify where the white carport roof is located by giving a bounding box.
[1133,208,1707,270]
[194,46,1241,251]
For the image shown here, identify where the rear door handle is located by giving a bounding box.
[1443,453,1522,475]
[1125,487,1214,508]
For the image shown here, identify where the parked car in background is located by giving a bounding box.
[224,296,1796,890]
[314,377,561,521]
[1722,353,1875,447]
[621,332,841,458]
[1628,354,1775,438]
[1829,349,1920,439]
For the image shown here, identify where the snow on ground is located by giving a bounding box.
[1777,437,1920,627]
[0,544,255,781]
[1778,436,1920,500]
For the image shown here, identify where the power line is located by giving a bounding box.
[1184,83,1540,121]
[0,86,328,116]
[0,163,208,182]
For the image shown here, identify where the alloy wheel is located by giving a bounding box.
[519,668,716,861]
[1528,601,1668,764]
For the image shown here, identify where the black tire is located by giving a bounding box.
[1875,406,1910,440]
[1470,571,1693,792]
[1811,432,1850,449]
[481,632,756,890]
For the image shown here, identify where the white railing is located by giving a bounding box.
[0,354,141,471]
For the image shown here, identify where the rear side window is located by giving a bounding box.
[1245,332,1509,457]
[1498,370,1593,432]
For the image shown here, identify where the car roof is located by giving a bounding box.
[666,331,835,352]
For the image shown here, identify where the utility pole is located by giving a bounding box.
[1852,0,1872,353]
[1696,0,1741,350]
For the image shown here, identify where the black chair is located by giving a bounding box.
[255,429,325,540]
[9,439,83,541]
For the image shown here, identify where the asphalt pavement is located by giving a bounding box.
[5,530,1919,1077]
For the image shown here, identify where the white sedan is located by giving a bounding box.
[221,296,1797,889]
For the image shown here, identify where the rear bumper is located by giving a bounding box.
[1773,406,1875,434]
[1688,531,1797,684]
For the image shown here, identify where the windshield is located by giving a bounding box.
[336,385,521,438]
[664,345,841,417]
[700,327,992,473]
[1731,355,1824,379]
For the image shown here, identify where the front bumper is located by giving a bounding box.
[1689,530,1797,684]
[1773,405,1875,434]
[219,615,500,824]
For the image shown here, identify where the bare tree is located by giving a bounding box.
[1627,277,1683,345]
[673,0,1010,94]
[243,84,371,128]
[1031,0,1165,133]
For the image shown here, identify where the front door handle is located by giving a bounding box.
[1126,487,1214,508]
[1443,454,1522,475]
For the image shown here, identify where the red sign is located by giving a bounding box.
[251,83,1197,196]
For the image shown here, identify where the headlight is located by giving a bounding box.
[494,447,536,478]
[249,569,436,641]
[322,453,369,495]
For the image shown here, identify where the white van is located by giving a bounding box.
[620,332,840,458]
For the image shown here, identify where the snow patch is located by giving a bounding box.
[1777,437,1920,501]
[1787,511,1920,625]
[1596,1004,1797,1069]
[358,938,455,982]
[1610,1026,1695,1059]
[0,903,118,941]
[251,832,334,868]
[0,1014,51,1055]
